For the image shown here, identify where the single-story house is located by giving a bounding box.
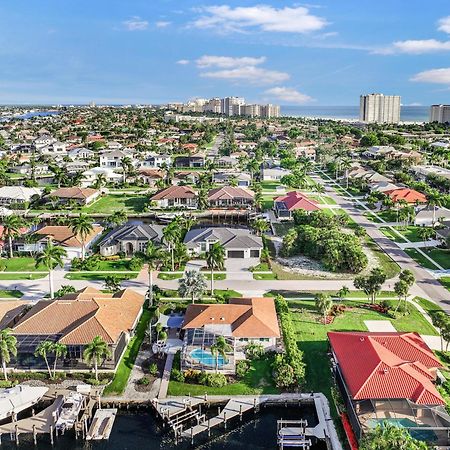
[50,187,100,206]
[11,287,144,371]
[262,167,290,181]
[81,167,123,187]
[150,185,198,209]
[415,207,450,227]
[329,331,450,444]
[213,172,251,187]
[182,297,280,373]
[0,186,42,207]
[15,225,103,259]
[207,186,254,208]
[384,188,427,204]
[0,300,30,329]
[174,155,205,168]
[68,147,94,160]
[184,226,263,258]
[99,222,161,256]
[137,168,165,186]
[273,191,319,219]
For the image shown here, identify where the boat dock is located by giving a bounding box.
[277,420,312,449]
[86,408,118,440]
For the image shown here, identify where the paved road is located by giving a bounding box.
[314,172,450,312]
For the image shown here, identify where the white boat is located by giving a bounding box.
[55,392,84,432]
[0,385,48,421]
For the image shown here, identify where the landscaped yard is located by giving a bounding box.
[65,272,138,281]
[168,355,279,396]
[289,298,438,409]
[0,257,47,272]
[440,277,450,293]
[0,289,24,298]
[404,249,440,270]
[380,225,432,244]
[380,227,408,243]
[365,238,400,279]
[204,273,226,280]
[253,272,278,280]
[83,194,149,214]
[273,222,294,237]
[70,259,133,272]
[158,272,183,280]
[422,248,450,270]
[104,310,152,395]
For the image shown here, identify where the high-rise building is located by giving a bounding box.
[430,105,450,123]
[359,94,401,124]
[203,98,222,114]
[221,97,245,116]
[241,104,261,117]
[261,104,281,118]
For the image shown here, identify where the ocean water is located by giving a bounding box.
[0,407,326,450]
[281,105,430,122]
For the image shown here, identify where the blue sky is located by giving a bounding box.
[0,0,449,105]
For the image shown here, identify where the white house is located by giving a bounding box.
[262,167,291,181]
[99,150,133,169]
[141,153,171,169]
[81,167,122,187]
[0,186,42,206]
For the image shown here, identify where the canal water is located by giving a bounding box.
[0,406,327,449]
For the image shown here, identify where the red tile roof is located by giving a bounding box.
[273,191,319,211]
[208,186,254,201]
[328,331,444,405]
[151,185,197,200]
[384,188,427,204]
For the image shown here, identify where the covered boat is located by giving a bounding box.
[0,385,48,421]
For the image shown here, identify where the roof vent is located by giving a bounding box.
[220,317,225,321]
[360,337,365,342]
[209,317,215,321]
[383,369,389,374]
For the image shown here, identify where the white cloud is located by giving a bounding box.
[201,66,289,85]
[377,39,450,54]
[265,86,314,104]
[123,16,149,31]
[438,16,450,34]
[196,55,266,68]
[176,59,190,65]
[411,68,450,84]
[191,5,328,34]
[155,21,171,28]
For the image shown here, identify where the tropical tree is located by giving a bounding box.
[52,343,67,378]
[337,286,350,302]
[107,210,128,228]
[83,335,112,381]
[3,214,22,258]
[394,280,410,312]
[34,340,54,378]
[0,329,17,380]
[431,311,450,351]
[315,293,333,325]
[427,190,442,225]
[35,240,67,299]
[93,173,107,189]
[359,423,428,450]
[206,242,225,294]
[162,224,180,271]
[145,241,163,306]
[210,336,232,373]
[104,275,121,292]
[252,218,269,236]
[417,227,435,247]
[70,214,94,260]
[178,270,207,303]
[354,268,386,304]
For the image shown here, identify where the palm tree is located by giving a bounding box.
[3,215,22,258]
[34,340,54,378]
[252,218,269,236]
[83,335,112,381]
[52,343,67,378]
[145,241,163,306]
[178,270,207,303]
[210,336,232,373]
[341,158,352,189]
[93,173,107,189]
[315,293,333,325]
[35,240,67,299]
[427,191,442,225]
[70,214,94,260]
[0,329,17,380]
[418,227,435,247]
[162,225,180,271]
[206,242,225,294]
[107,210,128,228]
[337,286,350,302]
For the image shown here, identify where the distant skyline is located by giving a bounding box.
[0,0,449,105]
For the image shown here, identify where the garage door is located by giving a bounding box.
[227,250,245,258]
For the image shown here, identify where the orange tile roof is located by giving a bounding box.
[208,186,254,201]
[34,225,103,248]
[151,185,197,200]
[183,297,280,338]
[51,187,99,200]
[384,188,427,204]
[0,300,30,329]
[13,287,144,345]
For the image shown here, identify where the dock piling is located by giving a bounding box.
[33,425,37,445]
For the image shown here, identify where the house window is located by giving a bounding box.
[200,243,207,252]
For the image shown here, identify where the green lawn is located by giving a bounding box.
[1,257,47,272]
[365,238,400,279]
[364,212,384,224]
[267,290,397,300]
[440,277,450,293]
[158,273,183,280]
[413,297,443,315]
[262,196,274,210]
[260,181,286,190]
[394,226,428,243]
[204,273,226,280]
[290,298,438,408]
[273,222,295,237]
[422,248,450,270]
[250,262,271,272]
[253,273,278,280]
[404,249,440,270]
[308,195,337,205]
[168,356,279,396]
[83,194,149,214]
[0,273,47,280]
[0,289,24,298]
[103,310,152,395]
[380,227,408,243]
[65,272,138,281]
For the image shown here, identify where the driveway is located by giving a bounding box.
[224,257,259,281]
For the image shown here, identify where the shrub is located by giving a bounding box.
[137,376,150,386]
[0,380,13,388]
[183,369,201,383]
[245,343,265,360]
[198,373,227,388]
[236,360,250,379]
[129,256,144,271]
[148,362,158,377]
[170,368,185,383]
[273,354,296,388]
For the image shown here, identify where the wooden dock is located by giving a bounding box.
[86,409,117,440]
[153,396,206,420]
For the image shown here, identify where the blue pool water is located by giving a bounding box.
[367,418,437,442]
[190,348,227,367]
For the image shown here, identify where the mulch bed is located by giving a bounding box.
[360,303,389,314]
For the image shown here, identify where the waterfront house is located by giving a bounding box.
[184,226,262,258]
[273,191,319,219]
[150,185,198,209]
[99,222,161,256]
[173,155,205,168]
[50,187,100,206]
[182,297,280,373]
[11,287,144,372]
[137,168,165,186]
[0,186,42,207]
[99,150,134,169]
[213,172,251,187]
[81,167,123,187]
[141,153,171,169]
[328,331,450,445]
[207,186,254,208]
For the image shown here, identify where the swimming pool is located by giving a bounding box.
[190,348,227,368]
[367,418,437,442]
